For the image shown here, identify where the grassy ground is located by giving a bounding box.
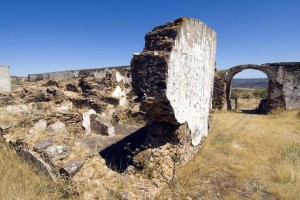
[0,109,299,199]
[159,110,300,199]
[0,143,81,200]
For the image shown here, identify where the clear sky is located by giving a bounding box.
[0,0,299,78]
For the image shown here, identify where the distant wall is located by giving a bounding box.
[0,65,11,93]
[28,66,131,82]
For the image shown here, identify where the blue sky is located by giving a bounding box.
[0,0,299,78]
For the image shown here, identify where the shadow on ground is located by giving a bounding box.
[99,126,149,172]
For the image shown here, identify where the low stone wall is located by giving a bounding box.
[0,65,11,93]
[28,66,131,82]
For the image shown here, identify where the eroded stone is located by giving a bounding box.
[90,114,115,136]
[44,145,69,161]
[131,17,217,146]
[33,139,54,153]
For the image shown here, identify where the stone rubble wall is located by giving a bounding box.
[0,65,11,93]
[212,62,300,111]
[269,63,300,110]
[131,17,217,146]
[28,66,131,82]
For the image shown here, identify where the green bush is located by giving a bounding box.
[230,90,239,100]
[241,93,252,99]
[253,88,268,98]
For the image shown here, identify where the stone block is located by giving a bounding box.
[131,18,217,146]
[44,145,69,161]
[33,139,54,153]
[90,114,115,136]
[0,65,11,93]
[18,149,56,179]
[59,160,83,177]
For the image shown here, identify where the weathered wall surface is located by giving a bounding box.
[212,62,300,111]
[28,66,131,82]
[131,17,217,146]
[0,65,11,93]
[271,63,300,110]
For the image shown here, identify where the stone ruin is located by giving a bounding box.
[131,17,216,146]
[212,63,300,112]
[0,65,11,93]
[0,16,299,199]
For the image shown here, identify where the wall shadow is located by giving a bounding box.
[99,126,149,173]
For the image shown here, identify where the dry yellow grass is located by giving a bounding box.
[159,110,300,199]
[0,143,83,200]
[1,106,299,199]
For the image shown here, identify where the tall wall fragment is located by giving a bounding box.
[131,17,217,146]
[0,65,11,93]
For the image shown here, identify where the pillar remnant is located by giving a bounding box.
[131,17,217,146]
[0,65,11,93]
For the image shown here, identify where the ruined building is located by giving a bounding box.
[212,63,300,112]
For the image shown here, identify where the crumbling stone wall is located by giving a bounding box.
[131,17,217,146]
[212,62,300,111]
[0,65,11,93]
[28,66,130,82]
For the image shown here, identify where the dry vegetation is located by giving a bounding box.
[159,110,300,199]
[0,143,82,200]
[0,101,299,199]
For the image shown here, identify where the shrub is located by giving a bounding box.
[230,90,239,100]
[253,88,268,98]
[241,93,252,99]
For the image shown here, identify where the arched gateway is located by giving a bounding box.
[212,62,300,112]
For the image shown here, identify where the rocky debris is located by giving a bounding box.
[60,160,83,177]
[131,17,217,146]
[47,111,83,134]
[29,119,47,134]
[112,109,146,126]
[53,101,73,112]
[18,149,56,179]
[43,79,64,89]
[2,104,31,114]
[44,145,69,161]
[0,124,11,134]
[66,83,80,92]
[82,109,97,134]
[79,77,94,93]
[0,95,14,105]
[133,123,196,180]
[46,121,68,133]
[90,114,115,136]
[70,97,106,113]
[20,86,66,103]
[33,139,54,153]
[100,96,120,105]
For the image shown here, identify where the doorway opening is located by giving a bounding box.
[229,69,269,114]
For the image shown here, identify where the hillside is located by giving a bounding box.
[232,78,268,88]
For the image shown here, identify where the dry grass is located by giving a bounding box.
[0,143,83,200]
[159,110,300,199]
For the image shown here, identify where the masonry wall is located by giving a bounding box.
[212,62,300,111]
[131,17,217,146]
[0,65,11,93]
[28,66,131,82]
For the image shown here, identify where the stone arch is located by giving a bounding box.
[224,64,273,111]
[213,62,300,112]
